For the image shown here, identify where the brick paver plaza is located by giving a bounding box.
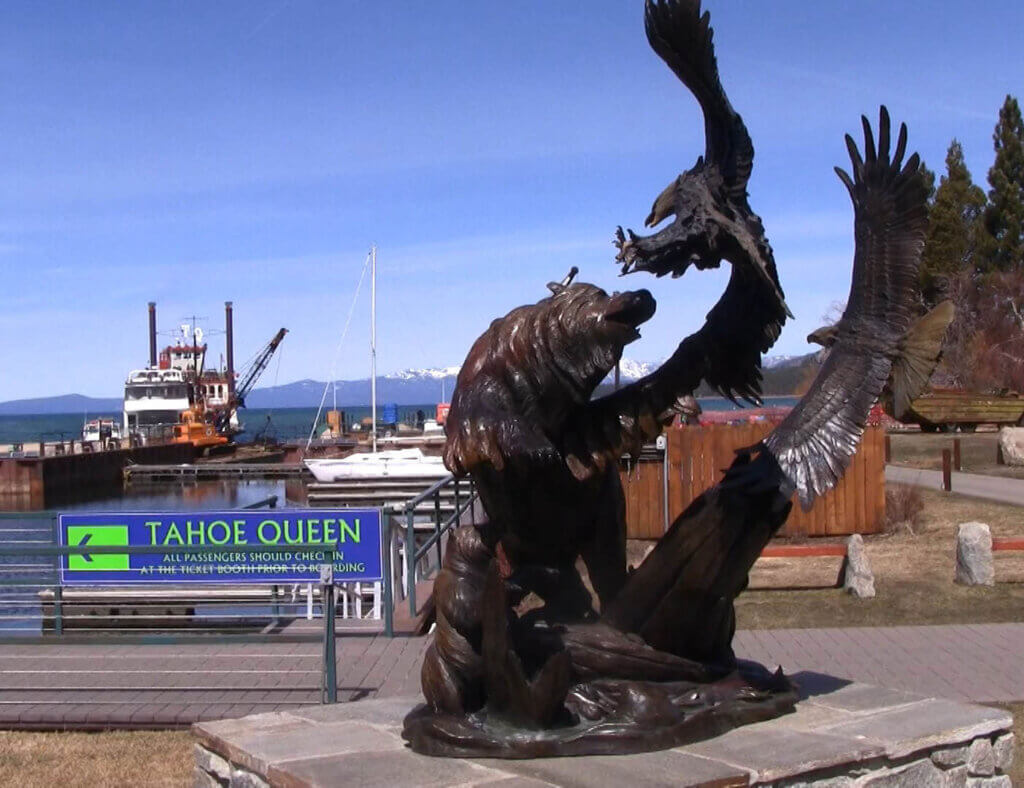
[0,623,1021,729]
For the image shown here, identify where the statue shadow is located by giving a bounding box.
[784,668,853,701]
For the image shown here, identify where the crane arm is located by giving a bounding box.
[233,328,288,407]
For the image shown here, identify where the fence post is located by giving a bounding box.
[942,449,952,492]
[433,491,442,571]
[51,515,63,635]
[407,508,417,617]
[321,560,337,704]
[53,586,63,635]
[661,438,670,534]
[884,434,891,463]
[382,513,394,638]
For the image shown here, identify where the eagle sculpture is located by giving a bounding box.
[614,0,791,404]
[404,0,931,760]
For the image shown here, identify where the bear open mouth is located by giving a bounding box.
[603,290,656,340]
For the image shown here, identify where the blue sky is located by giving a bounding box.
[2,1,1022,400]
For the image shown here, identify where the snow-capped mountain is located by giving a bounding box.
[762,354,803,369]
[385,366,462,381]
[614,358,659,380]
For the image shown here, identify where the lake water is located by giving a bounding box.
[0,405,435,444]
[0,398,798,444]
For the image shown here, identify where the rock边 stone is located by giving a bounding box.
[843,534,875,598]
[932,743,970,768]
[955,522,994,586]
[229,768,269,788]
[194,744,232,783]
[997,427,1024,466]
[944,764,969,788]
[966,776,1011,787]
[858,758,945,786]
[993,733,1014,772]
[967,737,995,776]
[193,767,223,788]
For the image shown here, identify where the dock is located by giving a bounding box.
[0,442,197,509]
[125,462,311,481]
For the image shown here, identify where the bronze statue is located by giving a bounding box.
[808,300,955,422]
[615,0,791,406]
[403,0,930,759]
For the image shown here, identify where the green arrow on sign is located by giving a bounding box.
[66,525,130,571]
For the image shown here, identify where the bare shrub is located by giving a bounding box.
[885,483,926,535]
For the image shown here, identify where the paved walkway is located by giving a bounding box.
[1,623,1022,729]
[887,464,1024,506]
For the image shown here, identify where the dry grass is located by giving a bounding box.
[883,483,925,534]
[0,730,192,788]
[990,703,1023,785]
[735,488,1024,629]
[888,430,1024,479]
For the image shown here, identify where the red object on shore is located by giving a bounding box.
[436,402,451,425]
[694,406,791,426]
[760,543,847,558]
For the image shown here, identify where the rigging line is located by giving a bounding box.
[305,251,372,451]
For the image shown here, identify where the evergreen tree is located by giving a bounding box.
[982,95,1024,272]
[919,159,936,203]
[919,140,986,305]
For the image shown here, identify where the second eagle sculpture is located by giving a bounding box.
[404,0,930,759]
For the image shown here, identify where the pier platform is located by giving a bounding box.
[0,443,197,509]
[1,623,1021,731]
[125,462,310,481]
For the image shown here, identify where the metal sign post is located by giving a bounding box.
[320,561,337,704]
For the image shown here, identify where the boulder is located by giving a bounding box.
[843,534,876,598]
[998,427,1024,466]
[956,522,994,586]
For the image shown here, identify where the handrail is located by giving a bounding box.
[402,474,478,617]
[0,542,337,557]
[413,494,476,562]
[0,506,392,704]
[243,495,279,509]
[402,473,456,511]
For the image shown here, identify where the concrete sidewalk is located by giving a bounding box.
[887,463,1024,506]
[1,623,1022,729]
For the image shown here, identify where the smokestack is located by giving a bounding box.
[225,301,235,395]
[148,302,157,368]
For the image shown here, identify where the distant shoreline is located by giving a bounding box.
[0,394,804,419]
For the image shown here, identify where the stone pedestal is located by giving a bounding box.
[193,677,1014,787]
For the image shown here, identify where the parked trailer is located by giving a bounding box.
[900,388,1024,432]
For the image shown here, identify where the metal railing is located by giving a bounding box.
[0,498,392,705]
[400,474,477,617]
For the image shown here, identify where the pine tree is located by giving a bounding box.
[919,140,986,305]
[982,95,1024,272]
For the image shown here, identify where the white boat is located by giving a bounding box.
[81,418,123,448]
[304,448,448,482]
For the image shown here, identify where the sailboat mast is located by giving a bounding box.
[371,244,377,453]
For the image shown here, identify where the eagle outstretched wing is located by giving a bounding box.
[756,107,929,508]
[645,0,753,202]
[566,269,783,474]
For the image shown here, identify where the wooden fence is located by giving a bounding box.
[620,424,886,539]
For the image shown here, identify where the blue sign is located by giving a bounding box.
[58,509,383,585]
